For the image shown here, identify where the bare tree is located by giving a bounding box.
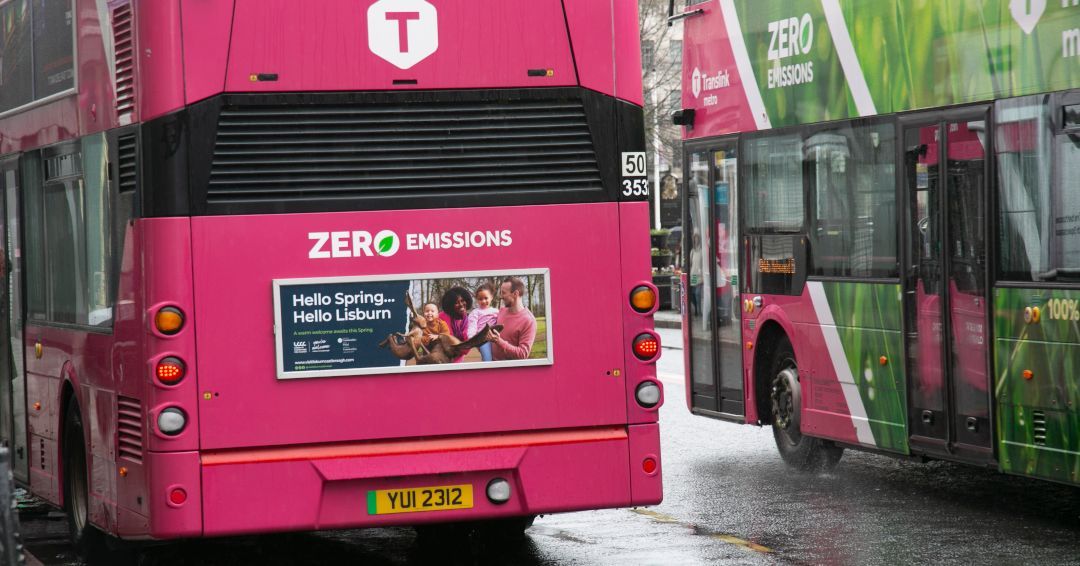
[639,0,685,193]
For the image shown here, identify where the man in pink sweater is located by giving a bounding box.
[485,277,537,360]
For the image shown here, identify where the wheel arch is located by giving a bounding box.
[57,361,81,508]
[751,316,794,426]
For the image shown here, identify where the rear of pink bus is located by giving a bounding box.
[123,0,661,538]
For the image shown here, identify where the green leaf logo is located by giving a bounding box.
[373,230,400,257]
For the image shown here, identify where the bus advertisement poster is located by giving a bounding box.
[273,269,552,379]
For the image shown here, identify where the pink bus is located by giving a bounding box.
[674,0,1080,487]
[0,0,662,552]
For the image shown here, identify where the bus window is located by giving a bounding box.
[686,150,716,402]
[24,139,115,328]
[82,135,112,327]
[993,97,1062,285]
[807,124,897,279]
[745,134,803,232]
[1053,117,1080,278]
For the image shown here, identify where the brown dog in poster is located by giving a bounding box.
[409,323,503,365]
[377,294,430,361]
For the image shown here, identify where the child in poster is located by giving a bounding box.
[466,284,499,361]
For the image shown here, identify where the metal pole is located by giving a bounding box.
[0,447,25,565]
[652,87,662,229]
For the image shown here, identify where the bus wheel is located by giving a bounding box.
[476,515,536,542]
[768,337,843,472]
[63,401,104,557]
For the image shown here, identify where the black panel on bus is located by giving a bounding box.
[137,88,646,217]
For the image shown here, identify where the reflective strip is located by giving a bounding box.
[719,0,772,130]
[821,0,878,117]
[807,282,876,446]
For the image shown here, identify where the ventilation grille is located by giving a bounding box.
[1032,410,1047,446]
[112,2,136,124]
[117,132,137,193]
[206,97,603,205]
[117,396,143,463]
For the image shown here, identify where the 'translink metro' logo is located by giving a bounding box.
[308,229,513,259]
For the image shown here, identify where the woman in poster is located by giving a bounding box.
[439,286,473,362]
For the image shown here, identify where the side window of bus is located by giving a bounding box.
[744,134,803,232]
[82,135,112,327]
[22,136,114,328]
[996,95,1080,283]
[1056,106,1080,278]
[807,123,898,279]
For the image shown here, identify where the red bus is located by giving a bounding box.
[0,0,663,551]
[675,0,1080,485]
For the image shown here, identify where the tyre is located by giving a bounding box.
[63,401,104,558]
[768,336,843,472]
[415,515,535,551]
[475,515,535,542]
[1,447,24,566]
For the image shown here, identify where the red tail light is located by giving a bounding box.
[632,333,659,361]
[169,488,187,505]
[156,357,186,385]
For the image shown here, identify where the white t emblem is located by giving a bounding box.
[1009,0,1045,35]
[368,0,439,69]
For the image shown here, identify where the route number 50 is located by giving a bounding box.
[622,152,648,177]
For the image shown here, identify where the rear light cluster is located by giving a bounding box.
[153,306,190,438]
[627,284,662,411]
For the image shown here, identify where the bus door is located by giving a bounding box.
[0,157,27,482]
[685,141,745,420]
[901,109,993,464]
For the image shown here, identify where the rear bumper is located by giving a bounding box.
[148,424,661,538]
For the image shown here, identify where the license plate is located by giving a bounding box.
[367,484,473,515]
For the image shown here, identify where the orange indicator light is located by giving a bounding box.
[1032,307,1041,323]
[119,467,128,477]
[1023,370,1034,380]
[630,286,657,313]
[879,356,888,366]
[746,342,754,350]
[155,307,185,335]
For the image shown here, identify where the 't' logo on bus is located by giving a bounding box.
[368,0,439,69]
[1009,0,1045,34]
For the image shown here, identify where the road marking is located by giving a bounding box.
[711,534,773,554]
[630,508,680,523]
[629,509,773,554]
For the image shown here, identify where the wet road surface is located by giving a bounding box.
[17,326,1080,565]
